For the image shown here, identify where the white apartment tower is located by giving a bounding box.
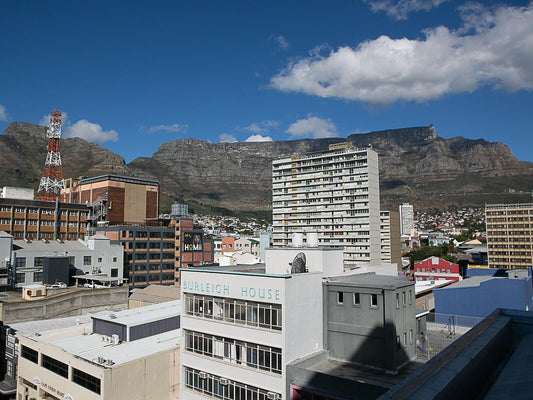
[399,203,414,237]
[272,143,381,267]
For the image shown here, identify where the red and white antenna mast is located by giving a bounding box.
[38,109,65,201]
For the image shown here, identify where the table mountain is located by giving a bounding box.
[2,122,532,218]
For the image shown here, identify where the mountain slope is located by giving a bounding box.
[2,122,532,217]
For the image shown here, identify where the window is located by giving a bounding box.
[42,354,68,378]
[370,293,378,308]
[396,293,400,308]
[337,291,344,304]
[97,257,102,263]
[34,257,44,267]
[15,257,26,268]
[83,256,91,266]
[447,268,451,273]
[353,293,360,305]
[409,329,413,344]
[16,273,25,284]
[34,271,43,282]
[113,257,117,262]
[408,290,412,304]
[402,291,406,306]
[21,345,38,364]
[72,368,101,394]
[6,360,13,378]
[111,268,118,277]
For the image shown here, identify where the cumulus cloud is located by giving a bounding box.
[245,134,273,142]
[271,3,533,104]
[65,120,118,143]
[0,105,8,122]
[286,116,338,139]
[219,133,238,143]
[364,0,450,20]
[242,120,279,134]
[147,123,187,134]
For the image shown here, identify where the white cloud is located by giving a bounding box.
[245,134,273,142]
[219,133,238,143]
[242,120,279,134]
[276,35,289,50]
[39,111,69,127]
[286,116,338,139]
[271,3,533,104]
[147,123,187,134]
[0,105,8,122]
[364,0,450,20]
[65,120,118,143]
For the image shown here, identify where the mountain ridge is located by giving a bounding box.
[2,122,532,218]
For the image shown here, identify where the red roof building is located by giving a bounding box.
[414,256,461,283]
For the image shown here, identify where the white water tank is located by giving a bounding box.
[292,233,303,247]
[307,232,319,247]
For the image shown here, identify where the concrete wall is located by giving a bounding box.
[1,287,128,324]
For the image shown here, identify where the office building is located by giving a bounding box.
[16,301,180,400]
[414,257,461,283]
[380,210,402,269]
[180,244,415,399]
[61,174,159,225]
[0,197,88,241]
[6,233,124,289]
[272,143,381,267]
[98,216,214,288]
[399,203,414,237]
[485,203,533,269]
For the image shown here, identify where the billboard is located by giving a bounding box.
[183,232,203,252]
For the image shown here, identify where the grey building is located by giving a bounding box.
[287,274,417,399]
[8,234,124,288]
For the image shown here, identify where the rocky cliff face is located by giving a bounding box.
[2,122,533,216]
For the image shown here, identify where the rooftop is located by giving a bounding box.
[325,274,413,290]
[12,238,90,252]
[92,299,180,327]
[79,174,159,187]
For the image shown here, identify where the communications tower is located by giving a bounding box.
[38,109,65,201]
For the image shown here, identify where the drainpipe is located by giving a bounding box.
[54,196,59,241]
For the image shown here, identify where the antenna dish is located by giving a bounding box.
[290,252,307,274]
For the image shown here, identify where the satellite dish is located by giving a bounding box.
[290,252,307,274]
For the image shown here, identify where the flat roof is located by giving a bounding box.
[325,274,413,290]
[129,284,181,304]
[439,275,503,289]
[181,266,292,278]
[415,279,455,295]
[91,299,180,327]
[22,323,180,367]
[12,239,89,252]
[289,350,424,397]
[79,174,159,187]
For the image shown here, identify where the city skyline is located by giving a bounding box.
[1,0,532,162]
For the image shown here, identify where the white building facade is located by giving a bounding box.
[399,203,414,237]
[272,143,381,267]
[180,247,343,400]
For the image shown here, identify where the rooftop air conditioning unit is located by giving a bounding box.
[267,392,277,400]
[198,372,208,379]
[111,334,119,344]
[219,378,229,386]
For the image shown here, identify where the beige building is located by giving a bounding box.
[272,143,381,267]
[16,301,180,400]
[380,210,402,270]
[486,203,533,269]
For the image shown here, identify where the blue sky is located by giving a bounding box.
[1,0,532,163]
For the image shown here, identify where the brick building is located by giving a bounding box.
[61,174,159,225]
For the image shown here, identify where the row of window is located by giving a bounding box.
[21,345,101,394]
[184,293,282,331]
[185,330,282,374]
[337,292,378,308]
[184,367,281,400]
[416,267,453,273]
[0,207,87,216]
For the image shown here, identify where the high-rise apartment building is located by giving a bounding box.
[380,210,402,269]
[399,203,414,237]
[485,203,533,269]
[272,143,381,266]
